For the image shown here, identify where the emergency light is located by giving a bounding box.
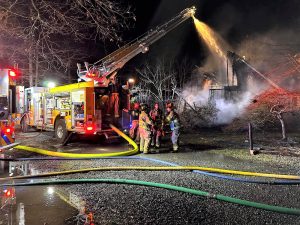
[4,126,13,135]
[86,126,93,131]
[9,70,17,77]
[4,189,11,197]
[85,125,95,134]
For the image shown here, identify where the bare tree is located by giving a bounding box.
[136,60,180,106]
[239,88,300,139]
[0,0,134,86]
[134,58,219,129]
[270,104,288,140]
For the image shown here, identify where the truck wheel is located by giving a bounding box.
[55,119,69,144]
[20,117,29,133]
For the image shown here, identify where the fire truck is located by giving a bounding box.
[20,81,111,144]
[0,67,24,148]
[19,7,196,144]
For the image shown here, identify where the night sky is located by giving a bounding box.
[90,0,300,75]
[197,0,299,38]
[127,0,300,42]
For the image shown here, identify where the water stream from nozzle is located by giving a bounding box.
[192,16,233,84]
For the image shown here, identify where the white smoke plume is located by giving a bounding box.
[181,18,299,125]
[214,92,252,124]
[181,80,255,125]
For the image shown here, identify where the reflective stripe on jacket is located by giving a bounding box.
[139,111,153,131]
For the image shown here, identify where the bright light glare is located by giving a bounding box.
[47,82,56,88]
[128,78,135,84]
[86,126,93,131]
[47,187,55,194]
[190,6,196,16]
[9,70,16,77]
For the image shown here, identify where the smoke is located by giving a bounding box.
[182,18,265,124]
[181,1,300,125]
[181,77,255,124]
[237,29,300,91]
[182,18,250,124]
[214,92,252,124]
[182,80,210,106]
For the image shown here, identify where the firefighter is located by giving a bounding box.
[95,88,109,114]
[85,212,94,225]
[99,94,109,114]
[165,102,181,152]
[107,75,120,118]
[149,102,163,148]
[139,104,153,154]
[123,102,140,142]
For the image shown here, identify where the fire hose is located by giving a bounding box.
[6,124,300,183]
[13,125,138,157]
[1,166,300,183]
[4,151,300,180]
[135,157,300,184]
[5,124,300,184]
[4,127,300,215]
[1,178,300,216]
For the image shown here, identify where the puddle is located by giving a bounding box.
[0,156,79,225]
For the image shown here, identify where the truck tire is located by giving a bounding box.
[55,119,69,144]
[20,116,30,133]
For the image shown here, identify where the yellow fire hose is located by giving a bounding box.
[11,124,300,180]
[2,166,300,181]
[14,125,138,158]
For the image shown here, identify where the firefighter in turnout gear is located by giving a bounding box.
[149,102,163,148]
[165,102,180,152]
[124,102,140,142]
[107,75,120,118]
[139,104,153,154]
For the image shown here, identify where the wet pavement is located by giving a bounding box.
[0,131,300,224]
[14,131,128,154]
[0,154,78,225]
[11,186,77,225]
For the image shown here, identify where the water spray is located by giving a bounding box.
[192,17,228,61]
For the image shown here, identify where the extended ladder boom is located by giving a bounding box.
[77,6,196,86]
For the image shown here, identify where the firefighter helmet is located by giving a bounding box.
[166,102,174,109]
[133,102,140,109]
[140,103,149,111]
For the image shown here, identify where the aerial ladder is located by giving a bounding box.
[77,6,196,86]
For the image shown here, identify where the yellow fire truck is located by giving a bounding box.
[19,7,196,144]
[20,81,123,144]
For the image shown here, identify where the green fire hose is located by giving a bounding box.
[2,178,300,216]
